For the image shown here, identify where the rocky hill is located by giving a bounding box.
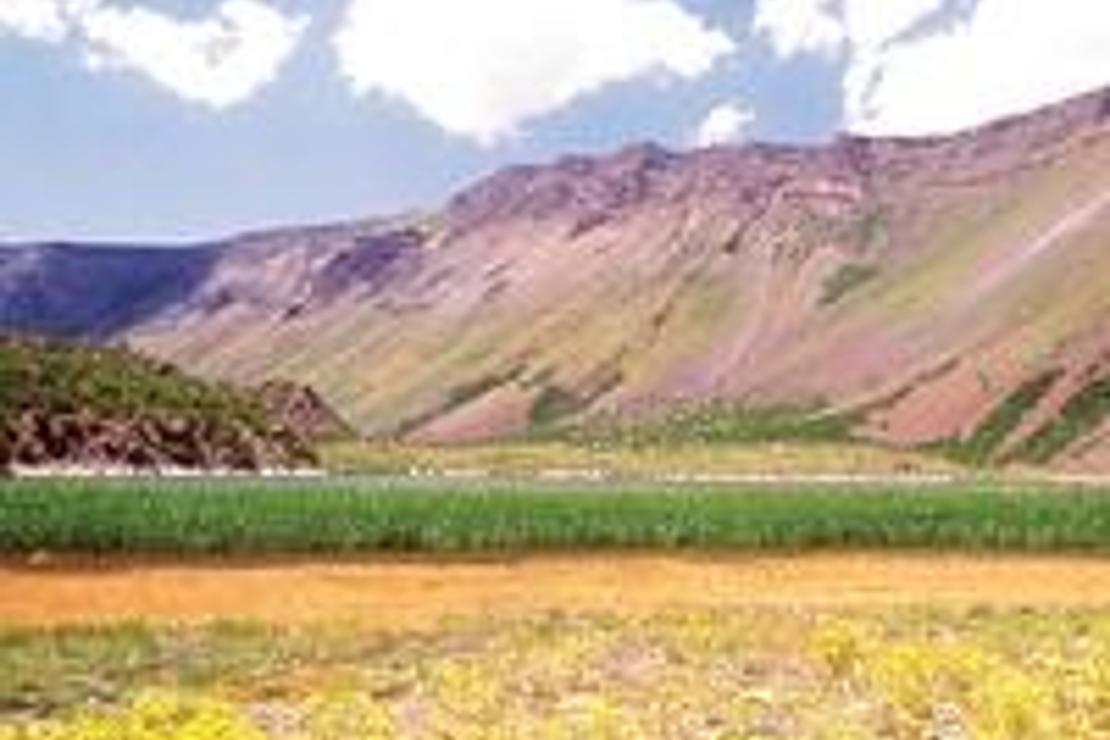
[257,380,354,444]
[6,85,1110,469]
[0,335,319,472]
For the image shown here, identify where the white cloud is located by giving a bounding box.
[839,0,943,50]
[754,0,945,60]
[753,0,1110,136]
[753,0,946,131]
[753,0,843,59]
[694,102,755,147]
[334,0,736,145]
[848,0,1110,135]
[0,0,68,41]
[78,0,308,109]
[0,0,307,109]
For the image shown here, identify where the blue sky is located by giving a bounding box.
[2,0,1109,243]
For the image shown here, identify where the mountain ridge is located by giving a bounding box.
[6,84,1110,468]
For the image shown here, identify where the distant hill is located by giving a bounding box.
[6,86,1110,469]
[0,335,321,472]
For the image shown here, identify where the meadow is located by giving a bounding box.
[3,608,1110,738]
[4,476,1110,555]
[318,439,958,478]
[7,472,1110,738]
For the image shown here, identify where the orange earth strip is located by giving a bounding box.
[3,554,1110,628]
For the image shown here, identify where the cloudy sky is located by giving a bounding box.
[3,0,1110,242]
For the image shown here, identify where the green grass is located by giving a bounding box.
[0,622,309,716]
[3,478,1110,555]
[321,439,957,478]
[558,403,858,447]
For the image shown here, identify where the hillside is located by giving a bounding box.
[5,86,1110,468]
[0,335,318,471]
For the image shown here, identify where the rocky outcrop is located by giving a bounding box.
[257,380,354,443]
[0,336,318,473]
[0,410,313,471]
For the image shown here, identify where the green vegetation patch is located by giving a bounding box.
[528,386,584,429]
[4,478,1110,555]
[936,369,1061,466]
[567,403,857,447]
[1014,373,1110,464]
[0,336,270,434]
[856,207,890,250]
[0,622,303,717]
[444,373,513,412]
[820,263,879,307]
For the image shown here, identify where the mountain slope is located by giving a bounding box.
[6,86,1110,468]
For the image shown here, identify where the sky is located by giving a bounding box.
[2,0,1110,243]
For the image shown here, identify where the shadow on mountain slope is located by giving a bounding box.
[0,242,219,339]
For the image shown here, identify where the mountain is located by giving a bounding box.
[6,86,1110,468]
[0,335,321,472]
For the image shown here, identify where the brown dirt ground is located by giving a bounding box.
[4,554,1110,628]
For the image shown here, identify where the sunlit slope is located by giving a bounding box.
[743,114,1110,462]
[8,86,1110,466]
[130,145,885,440]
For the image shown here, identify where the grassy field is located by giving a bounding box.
[320,440,959,478]
[4,477,1110,556]
[3,608,1110,738]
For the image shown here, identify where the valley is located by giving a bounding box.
[7,87,1110,472]
[7,85,1110,740]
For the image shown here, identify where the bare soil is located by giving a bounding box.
[4,554,1110,628]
